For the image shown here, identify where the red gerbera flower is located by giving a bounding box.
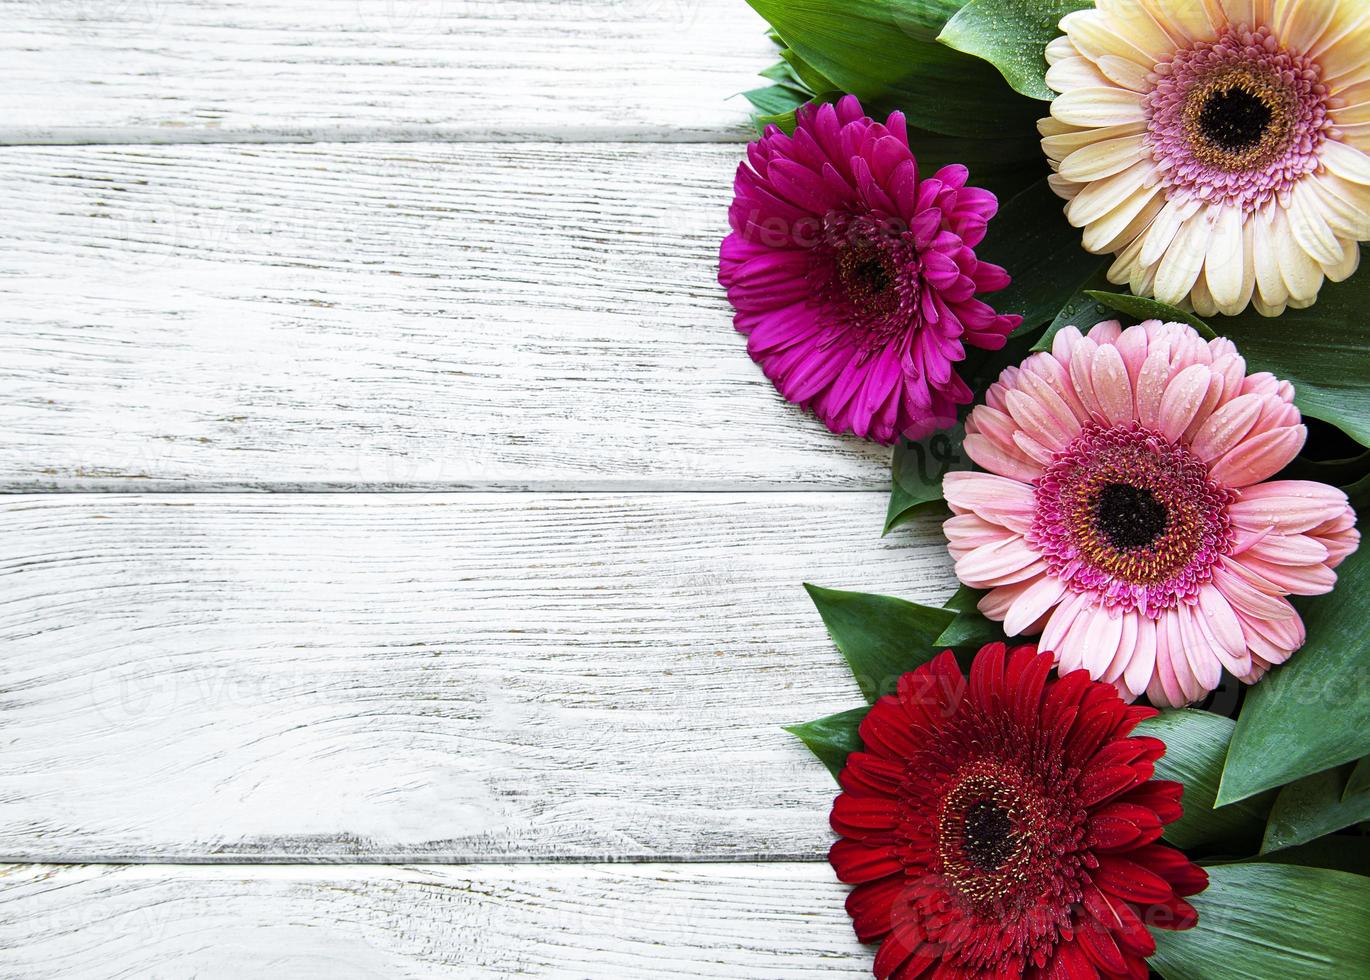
[830,643,1207,979]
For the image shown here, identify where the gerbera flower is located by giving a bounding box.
[1041,0,1370,316]
[718,95,1021,444]
[831,642,1207,978]
[943,319,1358,706]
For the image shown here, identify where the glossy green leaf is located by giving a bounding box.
[933,585,1010,650]
[1261,762,1370,854]
[784,707,868,780]
[1085,291,1217,339]
[1346,756,1370,801]
[938,0,1091,100]
[1135,710,1272,851]
[742,84,811,117]
[885,424,967,533]
[1250,835,1370,876]
[1209,247,1370,446]
[1219,543,1370,805]
[804,584,957,702]
[1030,272,1114,352]
[745,0,1040,138]
[1151,863,1370,980]
[977,179,1107,333]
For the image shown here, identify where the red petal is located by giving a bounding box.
[1010,647,1054,728]
[831,794,899,839]
[1046,939,1099,980]
[860,695,924,760]
[840,752,905,798]
[1148,895,1200,931]
[1083,883,1156,958]
[1117,780,1183,825]
[1077,765,1145,807]
[1077,915,1128,976]
[872,919,925,979]
[969,641,1009,711]
[830,839,903,883]
[846,875,906,942]
[898,652,966,730]
[1094,856,1174,903]
[1087,815,1141,851]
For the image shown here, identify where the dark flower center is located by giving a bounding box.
[961,799,1015,871]
[836,238,899,315]
[1095,482,1169,550]
[1197,84,1273,152]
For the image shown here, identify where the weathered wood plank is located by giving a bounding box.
[0,143,892,490]
[0,0,771,143]
[0,493,955,860]
[0,863,868,978]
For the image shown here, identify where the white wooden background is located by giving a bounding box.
[0,1,961,974]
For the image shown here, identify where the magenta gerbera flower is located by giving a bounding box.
[718,95,1022,444]
[943,319,1359,707]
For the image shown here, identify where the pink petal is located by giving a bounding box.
[941,472,1037,533]
[1003,574,1069,637]
[1207,425,1307,487]
[1229,480,1352,533]
[955,535,1044,588]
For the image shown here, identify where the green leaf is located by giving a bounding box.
[903,129,1045,201]
[1135,710,1272,851]
[1219,543,1370,805]
[804,584,958,702]
[975,179,1107,333]
[938,0,1091,100]
[742,84,812,117]
[1261,762,1370,854]
[779,46,840,95]
[1249,835,1370,876]
[1085,291,1217,339]
[885,423,968,533]
[1151,863,1370,980]
[934,585,1010,650]
[1208,247,1370,446]
[745,0,1041,138]
[1346,756,1370,801]
[1031,273,1114,352]
[784,707,868,780]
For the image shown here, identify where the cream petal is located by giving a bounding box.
[1060,133,1149,182]
[1270,206,1324,302]
[1140,0,1220,43]
[1324,237,1361,282]
[1289,179,1346,266]
[1040,121,1149,162]
[1321,140,1370,185]
[1085,185,1165,254]
[1063,7,1169,66]
[1248,207,1289,311]
[1203,205,1248,310]
[1273,0,1337,52]
[1045,34,1080,67]
[1308,2,1370,61]
[1217,0,1257,30]
[1139,195,1202,269]
[1051,88,1149,128]
[1045,56,1111,94]
[1154,207,1217,304]
[1096,0,1186,58]
[1067,160,1156,228]
[1096,55,1154,92]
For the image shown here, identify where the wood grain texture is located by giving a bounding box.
[0,0,772,143]
[0,142,894,491]
[0,492,955,861]
[0,863,869,978]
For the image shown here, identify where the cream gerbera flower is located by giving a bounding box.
[1041,0,1370,317]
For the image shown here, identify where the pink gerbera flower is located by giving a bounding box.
[718,95,1021,444]
[943,319,1359,707]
